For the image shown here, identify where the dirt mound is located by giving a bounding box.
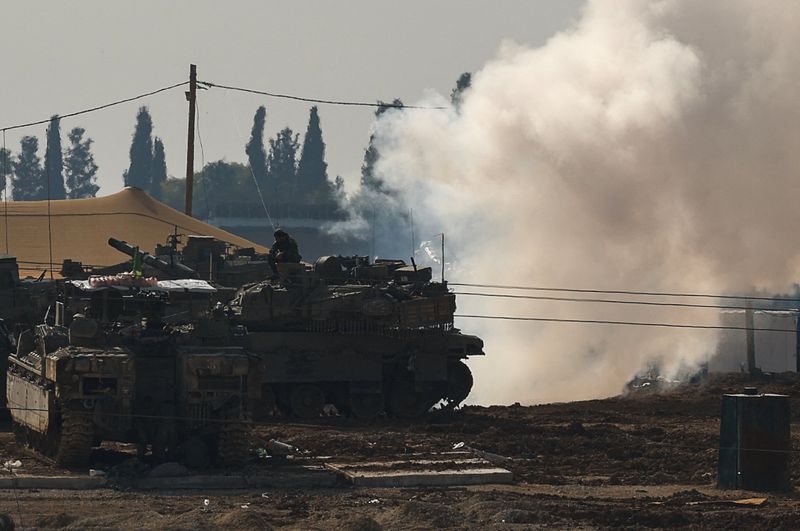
[380,500,464,529]
[212,509,272,530]
[34,512,78,528]
[329,515,382,531]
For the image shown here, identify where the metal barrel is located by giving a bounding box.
[107,238,197,278]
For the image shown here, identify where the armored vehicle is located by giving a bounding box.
[58,237,485,421]
[7,276,259,467]
[231,255,484,419]
[8,323,136,465]
[0,256,56,415]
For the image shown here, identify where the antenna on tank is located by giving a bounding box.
[441,232,445,284]
[370,206,376,262]
[410,208,415,261]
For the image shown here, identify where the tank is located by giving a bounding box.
[6,275,259,468]
[7,323,135,466]
[0,256,57,416]
[58,237,485,421]
[231,255,484,419]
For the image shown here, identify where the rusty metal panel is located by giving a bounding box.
[7,372,50,432]
[718,392,791,491]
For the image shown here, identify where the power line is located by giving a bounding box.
[450,282,800,304]
[199,80,447,110]
[454,313,797,333]
[0,81,189,133]
[454,291,798,312]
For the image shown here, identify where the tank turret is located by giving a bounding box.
[108,237,197,279]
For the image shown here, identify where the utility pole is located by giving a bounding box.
[745,300,756,374]
[184,64,197,216]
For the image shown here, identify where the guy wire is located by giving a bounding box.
[222,90,276,231]
[3,129,7,254]
[45,120,54,280]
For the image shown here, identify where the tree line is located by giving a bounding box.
[144,71,470,221]
[1,117,99,200]
[157,104,345,219]
[2,71,472,232]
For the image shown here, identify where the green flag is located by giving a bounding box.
[132,246,143,278]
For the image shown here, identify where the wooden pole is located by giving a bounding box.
[184,64,197,216]
[745,301,756,373]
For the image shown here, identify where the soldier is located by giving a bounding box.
[270,229,301,263]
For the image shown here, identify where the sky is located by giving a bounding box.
[0,0,583,196]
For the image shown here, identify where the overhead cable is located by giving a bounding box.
[454,313,796,333]
[199,80,446,110]
[454,291,797,312]
[451,282,800,304]
[0,81,189,132]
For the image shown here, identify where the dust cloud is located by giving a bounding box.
[367,0,800,404]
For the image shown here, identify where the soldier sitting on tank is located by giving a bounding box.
[270,229,301,263]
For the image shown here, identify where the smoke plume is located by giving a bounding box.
[367,0,800,404]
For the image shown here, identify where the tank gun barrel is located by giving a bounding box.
[108,237,197,278]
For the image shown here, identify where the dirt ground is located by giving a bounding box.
[2,372,800,529]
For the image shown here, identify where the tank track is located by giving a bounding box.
[53,405,94,467]
[216,420,249,466]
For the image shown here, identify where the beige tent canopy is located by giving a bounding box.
[0,187,267,277]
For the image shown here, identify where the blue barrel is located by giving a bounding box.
[718,389,791,491]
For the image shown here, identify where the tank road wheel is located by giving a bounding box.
[444,361,474,409]
[217,421,250,467]
[289,384,325,419]
[387,376,430,419]
[349,393,384,419]
[53,405,94,467]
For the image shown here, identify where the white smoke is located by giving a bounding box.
[367,0,800,404]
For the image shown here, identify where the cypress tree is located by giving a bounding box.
[333,175,346,203]
[266,127,299,201]
[12,136,44,201]
[151,137,168,200]
[123,106,154,191]
[0,147,12,198]
[245,106,268,190]
[44,115,66,199]
[64,127,100,199]
[296,106,328,197]
[360,99,403,193]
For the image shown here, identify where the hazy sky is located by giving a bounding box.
[0,1,583,197]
